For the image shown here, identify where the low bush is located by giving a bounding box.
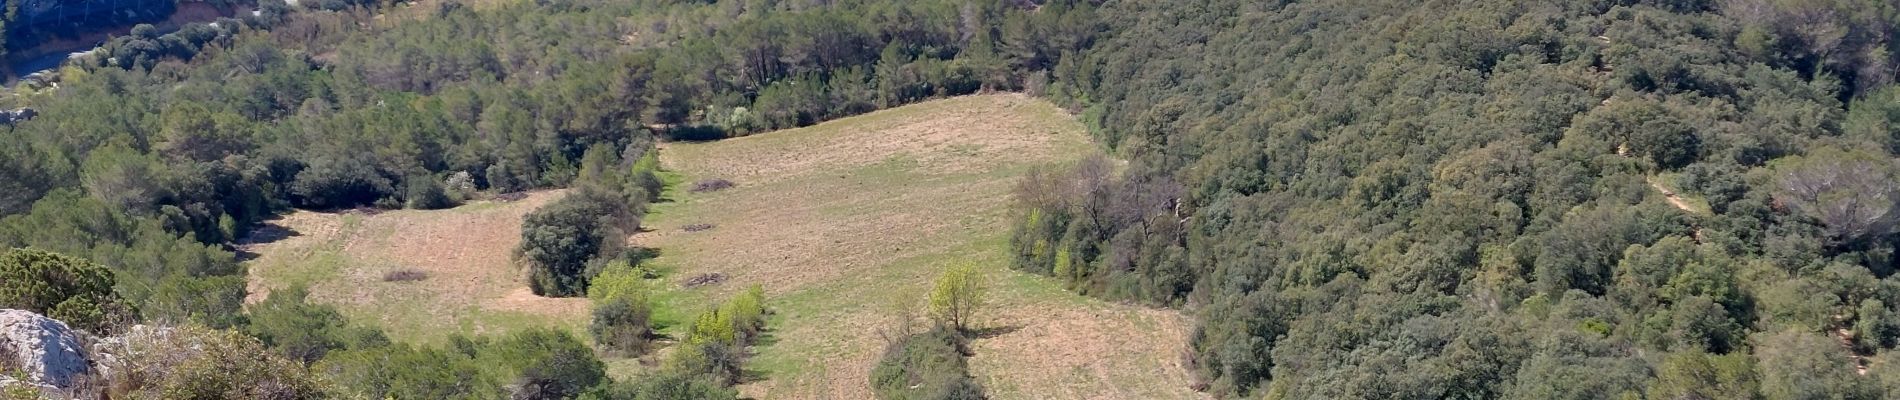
[246,286,389,364]
[383,268,429,282]
[100,325,328,399]
[590,297,654,356]
[592,371,737,400]
[869,327,983,400]
[0,248,134,333]
[689,179,735,193]
[317,328,602,399]
[404,176,458,210]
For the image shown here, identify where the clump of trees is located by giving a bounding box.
[1008,155,1189,304]
[516,186,640,297]
[590,288,768,400]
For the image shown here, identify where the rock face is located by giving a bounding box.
[0,309,90,389]
[0,108,38,125]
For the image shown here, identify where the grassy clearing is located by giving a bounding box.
[640,94,1203,399]
[243,94,1201,398]
[243,191,589,345]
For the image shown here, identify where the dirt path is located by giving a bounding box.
[640,94,1205,399]
[1650,181,1696,213]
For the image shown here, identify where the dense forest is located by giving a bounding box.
[1010,0,1900,398]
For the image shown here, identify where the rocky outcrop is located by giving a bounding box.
[0,309,90,390]
[0,108,38,125]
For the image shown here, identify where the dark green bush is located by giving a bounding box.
[405,176,458,210]
[590,371,737,400]
[0,248,132,333]
[517,187,637,297]
[246,285,388,364]
[589,296,653,356]
[317,343,502,399]
[870,327,983,400]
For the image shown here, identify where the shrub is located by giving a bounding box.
[593,371,737,400]
[689,179,735,193]
[383,268,429,282]
[628,152,665,201]
[405,176,457,210]
[590,297,654,356]
[587,262,656,356]
[686,286,768,346]
[100,325,329,399]
[491,329,606,400]
[586,261,649,304]
[444,171,478,199]
[664,340,747,386]
[0,248,132,333]
[246,286,388,364]
[315,343,499,400]
[317,330,604,400]
[723,285,768,339]
[869,327,983,400]
[290,157,392,209]
[686,308,739,346]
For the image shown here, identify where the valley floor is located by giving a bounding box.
[244,94,1202,399]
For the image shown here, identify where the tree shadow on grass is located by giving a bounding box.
[967,324,1023,340]
[734,327,779,385]
[232,222,301,261]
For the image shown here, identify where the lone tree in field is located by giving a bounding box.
[928,264,985,333]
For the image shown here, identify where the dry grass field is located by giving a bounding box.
[644,94,1203,399]
[244,94,1202,399]
[243,190,588,344]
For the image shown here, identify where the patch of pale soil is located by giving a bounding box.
[1650,180,1695,213]
[666,94,1072,186]
[972,304,1203,399]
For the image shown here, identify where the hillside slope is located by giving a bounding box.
[641,94,1202,399]
[1026,0,1900,398]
